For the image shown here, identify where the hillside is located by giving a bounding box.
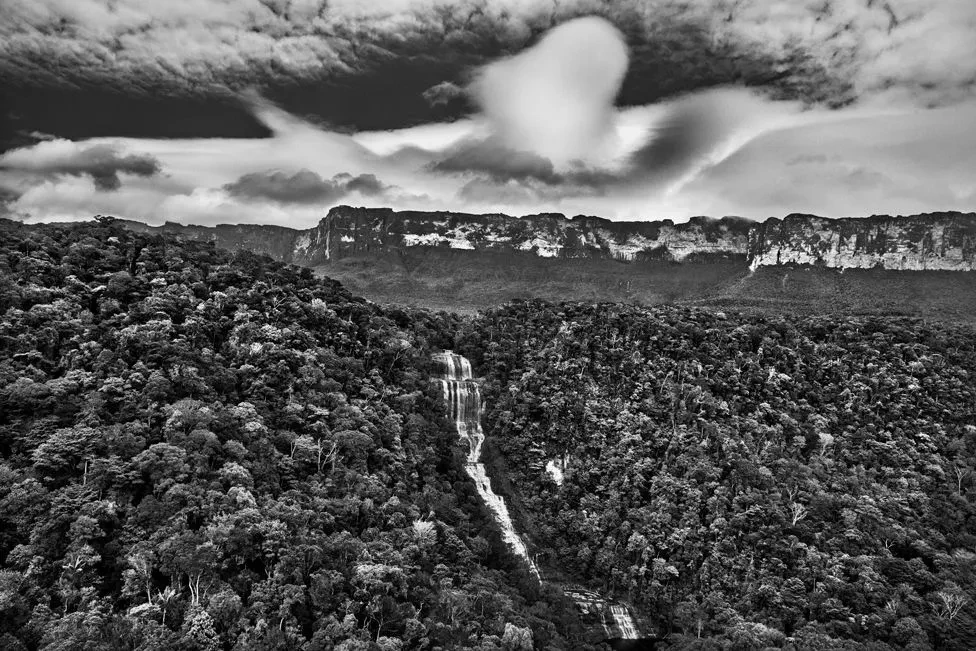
[3,219,975,649]
[0,219,599,650]
[455,300,976,649]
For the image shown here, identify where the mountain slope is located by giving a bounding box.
[456,300,976,648]
[0,219,598,650]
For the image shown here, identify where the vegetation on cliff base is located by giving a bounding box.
[458,300,976,650]
[0,220,596,650]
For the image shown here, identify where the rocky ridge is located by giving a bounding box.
[121,206,976,271]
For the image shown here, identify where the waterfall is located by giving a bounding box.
[434,351,639,639]
[434,351,541,582]
[610,604,639,639]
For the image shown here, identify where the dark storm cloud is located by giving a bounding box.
[340,173,387,196]
[223,169,393,205]
[433,140,562,184]
[6,0,930,147]
[430,137,620,195]
[0,143,161,191]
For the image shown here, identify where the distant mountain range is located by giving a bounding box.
[121,206,976,272]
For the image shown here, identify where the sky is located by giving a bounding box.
[0,0,974,226]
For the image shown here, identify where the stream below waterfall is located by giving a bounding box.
[435,351,639,641]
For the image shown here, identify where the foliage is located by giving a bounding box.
[459,300,976,650]
[0,220,594,650]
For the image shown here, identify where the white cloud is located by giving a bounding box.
[471,16,628,167]
[5,95,975,224]
[679,101,976,219]
[716,0,976,108]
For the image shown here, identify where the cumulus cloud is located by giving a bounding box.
[0,141,161,190]
[421,20,802,203]
[223,168,394,204]
[470,16,628,167]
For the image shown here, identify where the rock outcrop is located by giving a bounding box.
[748,212,976,271]
[120,206,976,271]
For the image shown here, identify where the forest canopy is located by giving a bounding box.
[455,300,976,650]
[2,218,976,650]
[0,219,592,650]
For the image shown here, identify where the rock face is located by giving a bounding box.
[120,206,976,271]
[303,206,752,263]
[749,213,976,271]
[121,220,302,262]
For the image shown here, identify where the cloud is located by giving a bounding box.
[470,16,628,168]
[7,0,972,145]
[0,141,161,190]
[623,88,807,195]
[223,168,395,204]
[678,101,976,218]
[2,13,975,225]
[720,0,976,108]
[422,23,801,202]
[422,81,468,108]
[433,140,562,184]
[340,173,388,197]
[457,175,605,208]
[7,94,976,224]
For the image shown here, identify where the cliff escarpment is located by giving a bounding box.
[748,212,976,271]
[120,206,976,271]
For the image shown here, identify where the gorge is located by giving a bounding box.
[434,350,642,644]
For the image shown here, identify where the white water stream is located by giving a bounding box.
[611,604,640,639]
[435,351,542,581]
[434,351,639,639]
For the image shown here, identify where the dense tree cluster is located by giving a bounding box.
[458,301,976,650]
[0,220,595,650]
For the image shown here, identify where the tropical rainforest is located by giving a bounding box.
[1,218,975,650]
[456,301,976,650]
[0,219,589,650]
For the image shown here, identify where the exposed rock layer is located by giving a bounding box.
[121,206,976,271]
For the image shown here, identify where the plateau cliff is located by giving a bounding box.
[749,212,976,271]
[120,206,976,272]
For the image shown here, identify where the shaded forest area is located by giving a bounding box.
[456,301,976,649]
[0,220,596,650]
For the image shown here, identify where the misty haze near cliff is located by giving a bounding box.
[1,0,975,225]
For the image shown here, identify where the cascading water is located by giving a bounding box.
[435,351,541,582]
[610,604,639,640]
[435,351,638,639]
